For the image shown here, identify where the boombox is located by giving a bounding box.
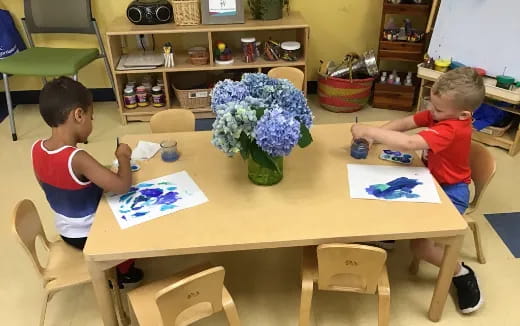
[126,0,173,25]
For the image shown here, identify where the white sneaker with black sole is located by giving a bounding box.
[452,263,484,314]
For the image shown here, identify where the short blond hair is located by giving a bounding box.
[431,67,485,110]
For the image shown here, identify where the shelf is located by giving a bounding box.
[107,13,308,36]
[472,127,515,150]
[122,100,215,121]
[417,64,520,104]
[115,53,305,74]
[383,3,430,15]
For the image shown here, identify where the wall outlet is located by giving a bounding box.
[136,34,150,50]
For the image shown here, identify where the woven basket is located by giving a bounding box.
[171,0,201,25]
[474,120,513,137]
[318,74,375,113]
[173,84,210,108]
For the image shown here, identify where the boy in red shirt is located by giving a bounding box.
[351,67,485,314]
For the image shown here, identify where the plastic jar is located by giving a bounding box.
[280,41,301,61]
[123,87,137,109]
[160,140,180,162]
[136,86,149,107]
[241,37,257,63]
[151,86,166,107]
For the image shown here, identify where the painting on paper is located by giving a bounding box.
[106,171,208,229]
[347,164,440,203]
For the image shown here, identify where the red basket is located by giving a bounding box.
[318,75,375,113]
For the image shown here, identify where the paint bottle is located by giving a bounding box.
[395,76,401,85]
[351,138,370,159]
[123,87,138,109]
[136,86,149,107]
[151,86,166,107]
[160,140,180,162]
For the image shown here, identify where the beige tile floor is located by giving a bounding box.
[1,96,519,325]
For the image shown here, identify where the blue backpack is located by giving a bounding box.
[0,9,26,60]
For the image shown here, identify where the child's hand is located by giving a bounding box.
[351,123,368,139]
[116,143,132,161]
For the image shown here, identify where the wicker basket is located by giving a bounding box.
[171,0,201,25]
[188,47,209,65]
[172,83,211,108]
[318,73,375,113]
[474,120,513,137]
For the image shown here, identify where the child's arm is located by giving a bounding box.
[71,144,133,194]
[351,124,429,151]
[380,115,419,132]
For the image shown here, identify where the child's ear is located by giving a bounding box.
[458,110,472,120]
[72,107,86,123]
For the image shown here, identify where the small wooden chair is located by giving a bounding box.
[410,142,496,273]
[150,109,196,133]
[299,244,390,326]
[268,67,305,90]
[127,265,240,326]
[12,199,92,326]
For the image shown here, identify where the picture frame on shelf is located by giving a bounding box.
[201,0,245,24]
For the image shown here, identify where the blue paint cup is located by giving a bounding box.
[160,140,180,162]
[351,138,369,159]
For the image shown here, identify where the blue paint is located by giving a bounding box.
[140,188,163,197]
[121,215,127,221]
[366,177,422,200]
[132,211,148,217]
[167,187,177,191]
[160,204,176,211]
[137,183,154,188]
[119,209,131,214]
[156,191,181,205]
[161,151,180,162]
[351,138,369,159]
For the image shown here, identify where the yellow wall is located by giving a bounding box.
[0,0,383,91]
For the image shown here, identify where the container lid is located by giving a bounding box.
[474,67,486,76]
[241,37,256,43]
[497,75,515,84]
[281,41,301,51]
[188,46,208,54]
[152,86,162,92]
[136,86,146,91]
[435,59,451,67]
[124,87,134,94]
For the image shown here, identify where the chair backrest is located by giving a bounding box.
[12,199,49,278]
[150,109,196,133]
[155,266,226,326]
[268,67,305,90]
[468,142,496,212]
[316,244,387,295]
[24,0,95,34]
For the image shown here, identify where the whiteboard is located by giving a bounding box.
[428,0,520,80]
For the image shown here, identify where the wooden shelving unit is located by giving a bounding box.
[417,64,520,156]
[374,1,433,111]
[105,13,309,124]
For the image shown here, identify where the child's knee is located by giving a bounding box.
[410,239,434,258]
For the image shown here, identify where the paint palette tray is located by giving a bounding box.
[380,149,413,165]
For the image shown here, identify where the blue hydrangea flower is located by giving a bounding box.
[210,79,249,111]
[241,73,280,98]
[254,106,301,157]
[211,100,258,156]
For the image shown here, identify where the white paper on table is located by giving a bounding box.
[106,171,208,229]
[347,164,441,203]
[131,141,161,160]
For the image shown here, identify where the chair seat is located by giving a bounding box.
[0,47,99,76]
[128,263,216,325]
[43,240,91,291]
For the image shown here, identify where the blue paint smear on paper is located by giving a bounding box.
[366,177,422,200]
[117,181,182,219]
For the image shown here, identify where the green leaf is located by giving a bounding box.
[254,107,266,120]
[250,142,281,173]
[298,123,313,148]
[239,132,251,160]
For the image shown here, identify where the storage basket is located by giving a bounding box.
[318,73,375,113]
[475,120,513,137]
[172,72,211,108]
[171,0,201,25]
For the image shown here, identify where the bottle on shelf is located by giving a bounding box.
[136,86,149,107]
[123,87,138,109]
[151,86,166,107]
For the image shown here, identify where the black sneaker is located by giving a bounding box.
[452,263,483,314]
[117,265,144,289]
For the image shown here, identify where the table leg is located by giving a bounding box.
[428,235,464,322]
[87,260,119,326]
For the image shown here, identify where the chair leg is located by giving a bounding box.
[378,293,390,326]
[2,73,17,141]
[222,287,240,326]
[299,278,314,326]
[108,269,130,326]
[40,291,50,326]
[467,217,486,264]
[409,257,420,275]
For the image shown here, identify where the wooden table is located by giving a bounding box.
[84,122,467,325]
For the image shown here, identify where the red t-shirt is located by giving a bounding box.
[414,110,471,185]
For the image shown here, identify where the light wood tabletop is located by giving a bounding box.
[84,122,467,325]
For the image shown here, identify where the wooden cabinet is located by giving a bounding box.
[105,13,309,124]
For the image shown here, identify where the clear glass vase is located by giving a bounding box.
[247,156,283,185]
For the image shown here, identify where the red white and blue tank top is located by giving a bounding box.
[32,140,103,238]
